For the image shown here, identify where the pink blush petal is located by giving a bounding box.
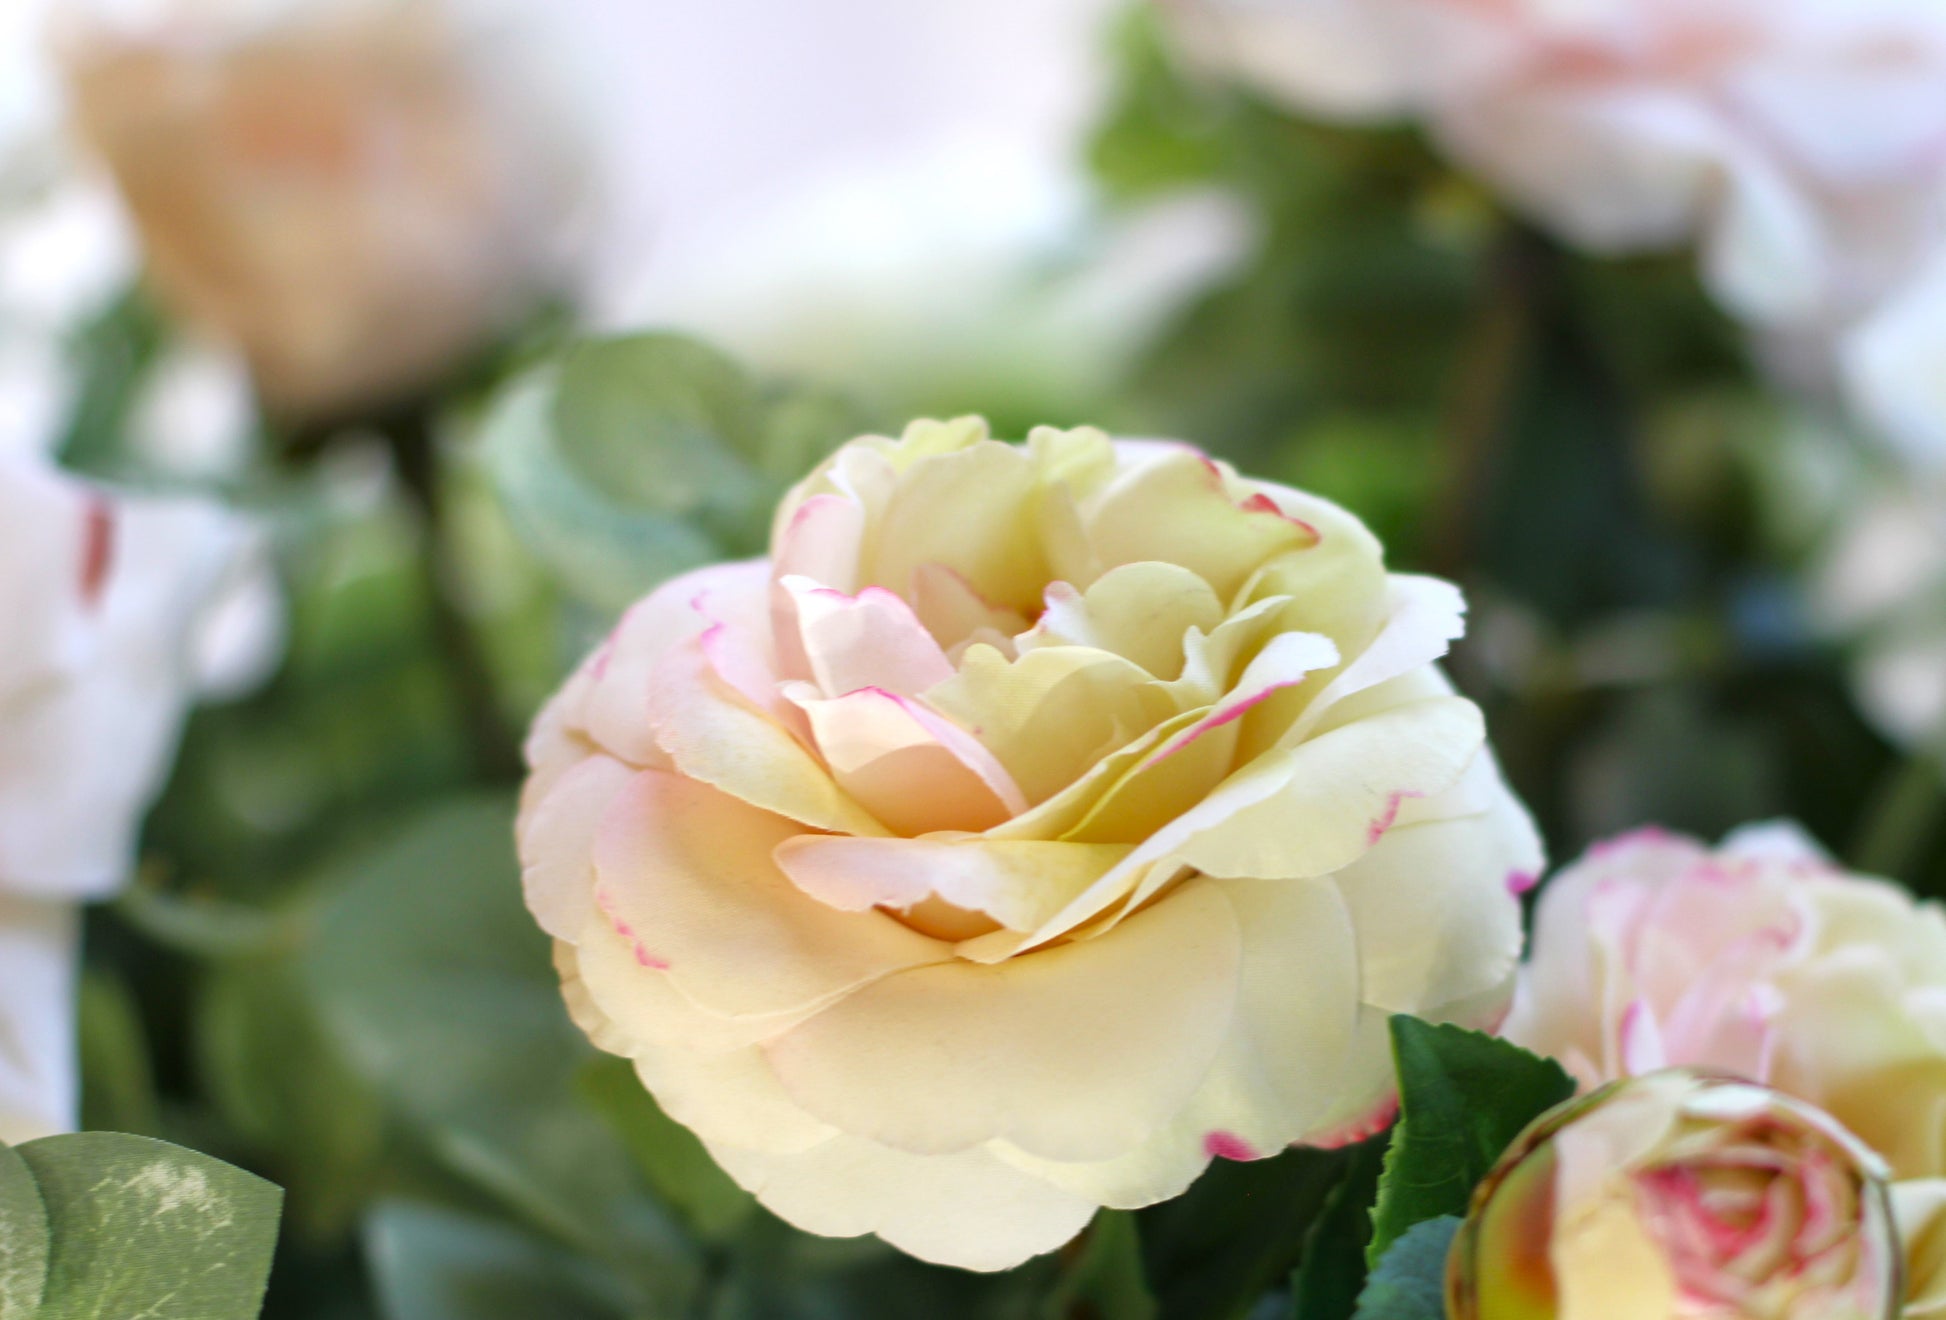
[793,686,1026,835]
[594,882,671,971]
[1366,789,1427,847]
[1203,1130,1263,1162]
[1506,869,1540,895]
[782,575,956,699]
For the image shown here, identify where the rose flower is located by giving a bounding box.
[517,417,1540,1269]
[1449,1072,1901,1320]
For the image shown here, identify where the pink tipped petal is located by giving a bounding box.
[781,575,956,699]
[1203,1131,1261,1161]
[793,686,1027,835]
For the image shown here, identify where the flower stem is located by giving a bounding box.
[382,404,525,783]
[1427,223,1554,580]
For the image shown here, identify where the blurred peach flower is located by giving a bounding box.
[0,449,277,1140]
[1506,825,1946,1313]
[1167,0,1946,338]
[517,417,1540,1269]
[62,0,583,422]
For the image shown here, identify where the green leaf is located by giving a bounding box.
[14,1132,282,1320]
[482,332,867,612]
[1138,1144,1353,1320]
[1041,1211,1156,1320]
[0,1144,50,1320]
[482,371,718,612]
[75,970,160,1139]
[576,1056,752,1242]
[1352,1217,1460,1320]
[363,1200,629,1320]
[297,796,696,1308]
[1368,1018,1574,1266]
[1290,1135,1387,1320]
[197,958,387,1244]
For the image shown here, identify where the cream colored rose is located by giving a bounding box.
[0,449,272,1140]
[517,417,1540,1270]
[1449,1071,1901,1320]
[62,0,581,421]
[1165,0,1946,335]
[1506,825,1946,1314]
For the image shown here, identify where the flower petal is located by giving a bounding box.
[791,686,1026,834]
[648,635,887,836]
[765,878,1240,1162]
[706,1134,1096,1273]
[773,834,1133,933]
[592,769,947,1019]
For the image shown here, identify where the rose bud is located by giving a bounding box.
[62,0,583,423]
[1449,1071,1902,1320]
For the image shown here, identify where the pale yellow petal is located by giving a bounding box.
[705,1134,1096,1273]
[648,635,887,836]
[773,834,1132,933]
[591,768,947,1019]
[517,751,635,942]
[764,879,1240,1162]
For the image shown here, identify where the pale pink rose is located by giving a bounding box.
[1449,1071,1901,1320]
[0,449,271,1140]
[61,0,583,421]
[1506,824,1946,1313]
[1167,0,1946,333]
[517,418,1541,1270]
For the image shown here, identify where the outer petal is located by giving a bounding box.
[578,560,772,767]
[592,769,947,1019]
[706,1133,1096,1273]
[991,875,1364,1207]
[517,751,634,942]
[1330,770,1539,1014]
[1174,694,1486,880]
[764,879,1241,1162]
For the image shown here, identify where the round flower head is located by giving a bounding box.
[517,418,1541,1269]
[1449,1071,1901,1320]
[1506,825,1946,1312]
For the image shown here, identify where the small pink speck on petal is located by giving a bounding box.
[632,944,670,971]
[1506,870,1539,896]
[78,497,115,607]
[1203,1131,1260,1162]
[1366,790,1422,847]
[589,640,615,681]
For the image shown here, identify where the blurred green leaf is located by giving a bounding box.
[198,959,386,1244]
[577,1057,753,1243]
[76,969,160,1138]
[484,333,865,612]
[8,1131,281,1320]
[115,883,298,962]
[1369,1019,1573,1266]
[297,796,696,1308]
[1289,1136,1387,1320]
[1351,1217,1460,1320]
[363,1200,630,1320]
[1041,1211,1155,1320]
